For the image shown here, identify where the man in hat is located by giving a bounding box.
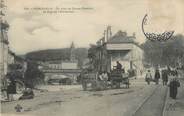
[154,69,160,85]
[162,70,168,86]
[145,70,152,85]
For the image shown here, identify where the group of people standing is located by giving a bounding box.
[1,76,17,101]
[145,67,181,99]
[1,74,35,101]
[98,71,109,89]
[145,69,162,85]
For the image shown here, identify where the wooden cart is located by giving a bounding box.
[109,68,130,89]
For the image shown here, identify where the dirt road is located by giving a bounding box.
[1,78,159,116]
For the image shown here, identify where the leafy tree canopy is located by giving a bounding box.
[141,34,184,67]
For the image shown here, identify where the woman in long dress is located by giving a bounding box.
[169,77,180,99]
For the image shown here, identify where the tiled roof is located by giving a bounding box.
[107,30,135,43]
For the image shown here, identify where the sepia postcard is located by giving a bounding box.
[0,0,184,116]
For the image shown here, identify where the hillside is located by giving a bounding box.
[25,48,88,68]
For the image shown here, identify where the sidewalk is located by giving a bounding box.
[163,78,184,116]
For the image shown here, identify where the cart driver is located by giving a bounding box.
[116,61,122,70]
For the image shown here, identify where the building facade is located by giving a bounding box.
[8,50,15,65]
[1,0,27,92]
[106,31,144,75]
[0,18,9,82]
[41,42,81,84]
[91,26,144,76]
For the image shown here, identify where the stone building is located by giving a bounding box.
[92,26,144,76]
[106,30,144,75]
[0,2,9,83]
[8,50,15,65]
[42,42,78,70]
[41,42,80,84]
[0,0,26,93]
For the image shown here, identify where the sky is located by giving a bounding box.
[4,0,184,54]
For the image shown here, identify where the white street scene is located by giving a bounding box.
[1,0,184,116]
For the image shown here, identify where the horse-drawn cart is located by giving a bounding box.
[109,68,130,89]
[81,68,130,91]
[81,72,104,91]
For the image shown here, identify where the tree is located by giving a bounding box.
[24,61,44,88]
[25,48,88,68]
[88,44,107,72]
[141,34,184,67]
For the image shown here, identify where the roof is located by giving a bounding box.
[107,30,135,44]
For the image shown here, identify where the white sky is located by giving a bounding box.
[4,0,184,54]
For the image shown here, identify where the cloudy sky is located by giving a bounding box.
[4,0,184,54]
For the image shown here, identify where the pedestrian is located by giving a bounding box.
[102,71,108,89]
[94,72,104,90]
[140,70,143,76]
[7,78,16,101]
[174,69,178,77]
[154,69,160,85]
[59,79,62,85]
[167,66,171,75]
[145,70,152,85]
[168,78,180,99]
[98,72,103,81]
[1,77,8,101]
[162,70,168,86]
